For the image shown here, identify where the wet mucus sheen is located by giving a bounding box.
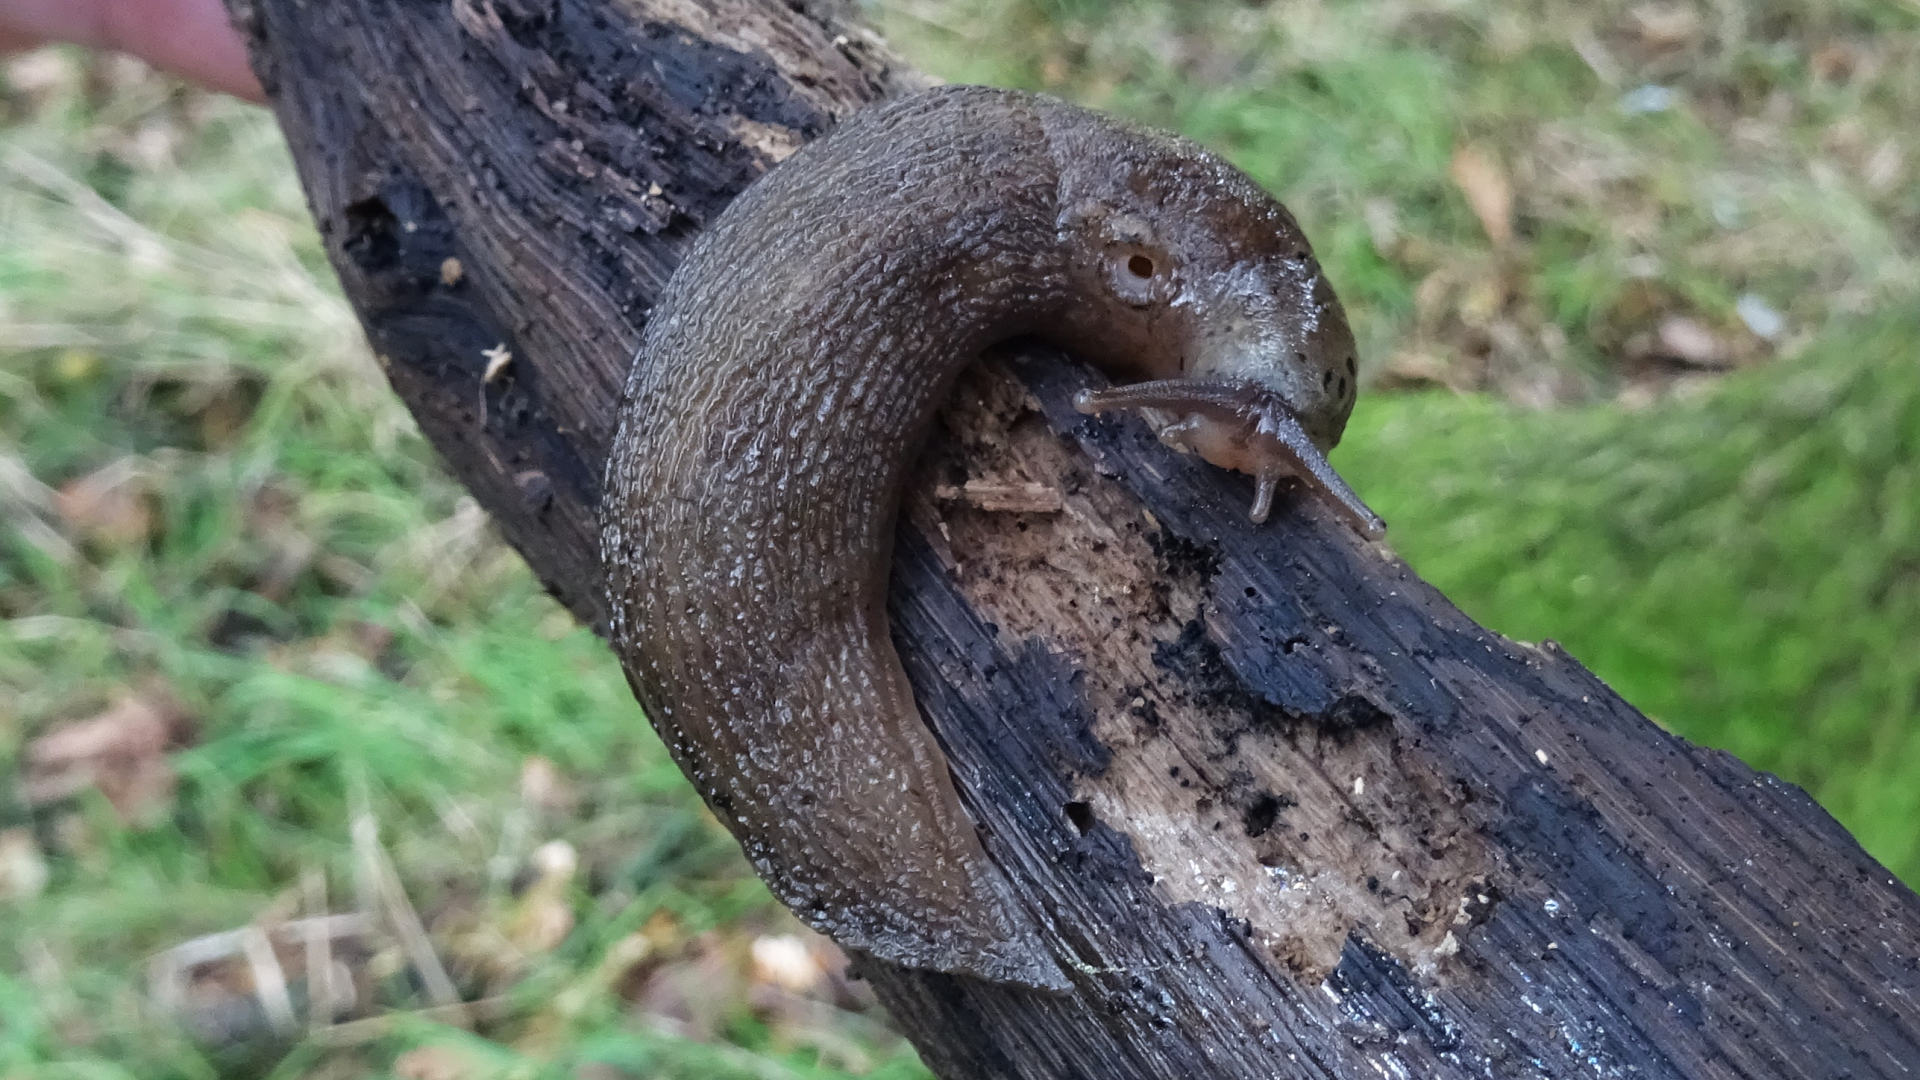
[601,85,1376,988]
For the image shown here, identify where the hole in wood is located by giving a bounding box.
[1064,801,1096,835]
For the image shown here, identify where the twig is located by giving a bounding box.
[302,866,335,1030]
[308,996,511,1046]
[240,924,299,1035]
[351,810,462,1006]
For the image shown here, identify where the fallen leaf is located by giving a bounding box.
[53,459,153,551]
[1654,315,1729,367]
[1375,350,1457,391]
[1862,139,1905,195]
[1810,41,1862,83]
[0,828,50,901]
[394,1044,481,1080]
[1449,144,1514,248]
[24,692,191,825]
[519,756,579,815]
[1629,4,1701,51]
[751,934,824,995]
[240,483,317,602]
[446,839,580,985]
[637,937,742,1042]
[503,840,578,956]
[7,49,80,104]
[1362,197,1401,257]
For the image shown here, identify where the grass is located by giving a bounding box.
[1342,312,1920,874]
[876,0,1920,870]
[878,0,1920,402]
[4,0,1920,1075]
[1,51,919,1080]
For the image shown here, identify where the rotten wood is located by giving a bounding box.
[226,1,1920,1076]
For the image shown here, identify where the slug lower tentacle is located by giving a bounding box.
[601,85,1380,989]
[1074,379,1386,536]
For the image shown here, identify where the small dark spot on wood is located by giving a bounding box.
[1064,801,1095,835]
[1324,693,1391,732]
[343,196,400,271]
[1147,529,1220,582]
[1127,692,1162,731]
[1154,620,1300,733]
[1455,883,1500,928]
[1243,792,1283,837]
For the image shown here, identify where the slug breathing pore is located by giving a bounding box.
[601,85,1383,990]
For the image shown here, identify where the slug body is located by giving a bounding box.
[601,86,1380,988]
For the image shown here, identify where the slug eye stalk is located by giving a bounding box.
[1075,379,1387,539]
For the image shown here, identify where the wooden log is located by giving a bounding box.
[225,1,1920,1075]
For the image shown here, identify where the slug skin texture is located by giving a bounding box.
[602,85,1379,989]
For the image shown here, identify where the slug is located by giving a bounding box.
[601,85,1383,989]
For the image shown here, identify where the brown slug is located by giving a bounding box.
[600,85,1382,989]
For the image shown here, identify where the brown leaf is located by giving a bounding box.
[1375,350,1457,391]
[53,459,153,551]
[637,936,744,1042]
[1629,5,1701,52]
[24,693,191,825]
[394,1045,481,1080]
[1654,315,1730,368]
[1449,144,1514,248]
[229,483,319,602]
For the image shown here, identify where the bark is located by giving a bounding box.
[225,1,1920,1076]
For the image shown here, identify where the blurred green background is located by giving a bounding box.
[2,0,1916,1076]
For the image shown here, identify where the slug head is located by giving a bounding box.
[1046,118,1380,535]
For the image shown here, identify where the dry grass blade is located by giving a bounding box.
[239,924,299,1034]
[1449,143,1515,249]
[352,811,462,1007]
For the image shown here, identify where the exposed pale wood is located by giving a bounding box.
[227,1,1920,1075]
